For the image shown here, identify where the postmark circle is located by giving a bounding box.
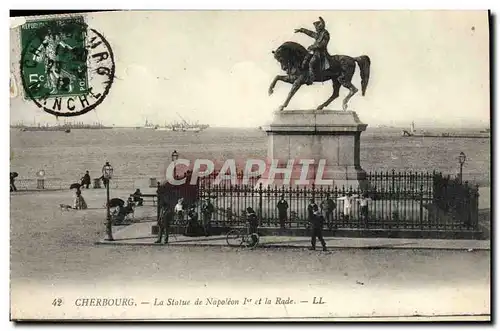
[20,18,115,117]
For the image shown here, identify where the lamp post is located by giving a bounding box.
[171,150,179,179]
[458,152,466,183]
[102,161,114,241]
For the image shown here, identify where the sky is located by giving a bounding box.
[9,10,490,128]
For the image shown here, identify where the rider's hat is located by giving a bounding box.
[314,17,325,29]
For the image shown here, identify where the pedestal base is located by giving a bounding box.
[260,110,369,189]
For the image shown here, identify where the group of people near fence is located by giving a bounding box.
[277,192,372,229]
[280,192,371,250]
[154,185,372,249]
[155,196,215,245]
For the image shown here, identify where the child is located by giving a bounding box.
[337,193,358,220]
[174,198,184,222]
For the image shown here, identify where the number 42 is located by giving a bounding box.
[52,298,63,306]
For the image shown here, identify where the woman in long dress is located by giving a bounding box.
[73,189,88,210]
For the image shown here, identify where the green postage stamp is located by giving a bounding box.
[19,16,115,117]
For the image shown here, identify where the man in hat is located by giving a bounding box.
[201,197,215,236]
[307,198,318,224]
[155,203,174,245]
[276,195,289,229]
[310,204,327,251]
[294,17,331,85]
[320,193,336,229]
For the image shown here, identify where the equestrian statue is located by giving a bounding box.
[268,17,371,111]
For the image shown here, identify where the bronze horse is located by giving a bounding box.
[268,41,371,111]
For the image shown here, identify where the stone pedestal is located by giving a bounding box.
[260,110,369,190]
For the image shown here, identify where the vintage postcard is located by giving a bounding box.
[9,10,491,321]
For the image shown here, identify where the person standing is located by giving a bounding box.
[310,204,327,251]
[358,192,371,226]
[276,195,289,229]
[80,170,91,189]
[201,197,214,237]
[320,193,336,228]
[185,205,202,236]
[246,207,259,246]
[10,172,17,192]
[175,198,184,223]
[307,199,318,224]
[337,193,358,220]
[155,203,173,245]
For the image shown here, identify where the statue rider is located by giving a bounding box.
[294,17,330,85]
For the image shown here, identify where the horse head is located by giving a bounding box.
[272,41,309,75]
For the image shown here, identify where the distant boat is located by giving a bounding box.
[155,126,174,131]
[402,122,490,139]
[12,120,111,131]
[144,113,209,132]
[65,129,71,133]
[18,126,67,132]
[143,119,157,129]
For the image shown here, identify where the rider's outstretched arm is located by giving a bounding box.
[295,28,317,39]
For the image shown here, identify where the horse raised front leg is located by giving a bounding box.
[268,75,292,96]
[280,77,305,111]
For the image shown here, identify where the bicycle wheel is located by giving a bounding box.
[226,229,243,247]
[243,233,260,249]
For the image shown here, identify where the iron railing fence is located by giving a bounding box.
[157,170,479,232]
[10,169,479,232]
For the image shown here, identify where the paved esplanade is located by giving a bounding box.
[10,189,490,318]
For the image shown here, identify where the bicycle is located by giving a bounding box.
[226,224,260,249]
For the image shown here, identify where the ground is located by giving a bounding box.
[10,188,491,320]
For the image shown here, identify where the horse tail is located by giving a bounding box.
[355,55,371,96]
